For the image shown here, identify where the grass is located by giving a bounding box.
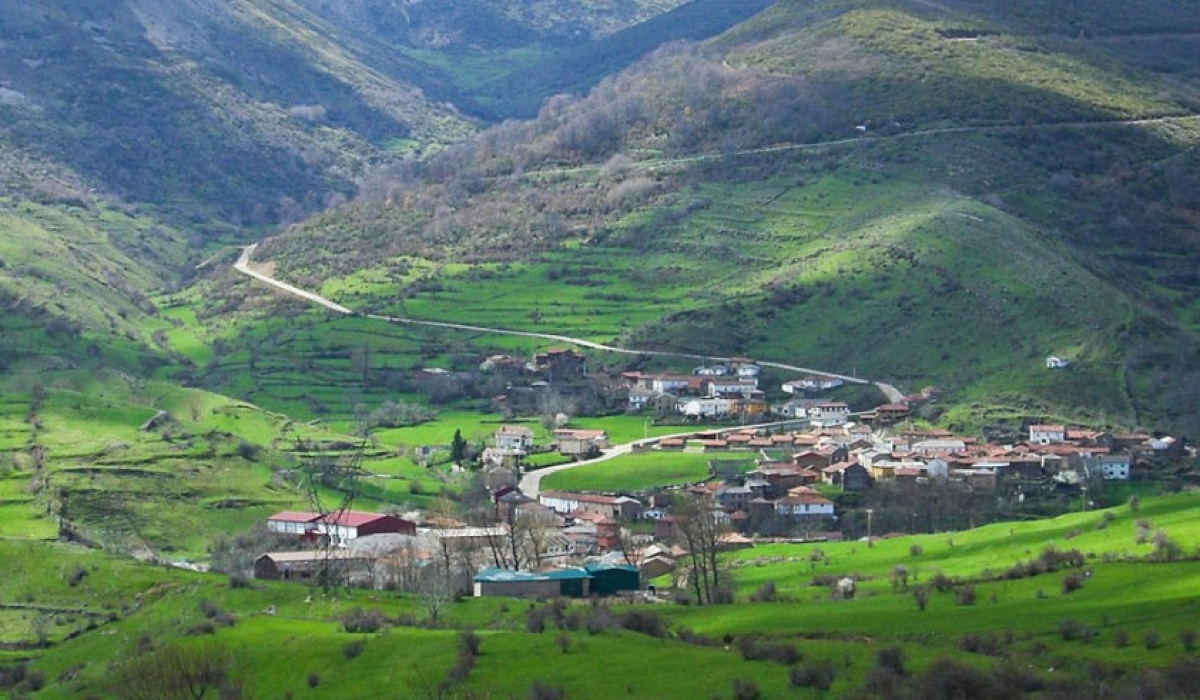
[9,493,1200,699]
[541,450,713,492]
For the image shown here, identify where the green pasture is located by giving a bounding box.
[541,450,713,492]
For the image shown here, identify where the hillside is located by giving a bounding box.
[7,494,1200,697]
[0,0,763,382]
[255,0,1200,434]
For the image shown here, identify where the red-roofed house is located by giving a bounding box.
[266,510,415,543]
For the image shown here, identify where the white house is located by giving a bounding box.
[1083,453,1132,480]
[1046,356,1071,369]
[809,402,851,426]
[736,364,761,379]
[1029,424,1066,445]
[693,364,729,377]
[706,378,758,398]
[782,375,845,394]
[494,425,535,451]
[679,398,734,418]
[774,492,835,518]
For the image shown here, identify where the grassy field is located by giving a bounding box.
[5,493,1199,698]
[541,450,714,492]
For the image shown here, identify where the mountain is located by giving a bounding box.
[256,0,1200,434]
[0,0,749,379]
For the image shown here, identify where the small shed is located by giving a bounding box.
[584,563,640,596]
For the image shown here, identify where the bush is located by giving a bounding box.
[731,678,760,700]
[736,637,800,665]
[954,585,976,606]
[528,681,565,700]
[617,610,667,638]
[1059,619,1095,642]
[749,581,777,602]
[930,572,954,593]
[67,563,88,587]
[555,633,570,654]
[307,673,320,688]
[342,640,366,659]
[957,633,1004,657]
[1062,571,1086,594]
[913,585,931,611]
[790,660,837,691]
[341,608,386,634]
[910,544,924,557]
[1146,631,1161,649]
[1113,628,1129,648]
[1181,629,1197,652]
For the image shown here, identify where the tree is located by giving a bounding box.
[450,429,468,465]
[111,643,243,700]
[671,493,730,605]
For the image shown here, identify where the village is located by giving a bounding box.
[247,348,1189,602]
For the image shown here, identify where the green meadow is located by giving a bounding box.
[7,494,1200,698]
[541,451,714,492]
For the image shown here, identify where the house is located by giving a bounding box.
[693,364,730,377]
[679,398,735,418]
[713,485,753,512]
[1029,424,1067,445]
[265,510,416,543]
[774,492,835,518]
[494,425,535,452]
[554,429,609,457]
[821,461,871,491]
[1046,356,1071,369]
[540,491,643,520]
[705,377,759,399]
[253,550,373,584]
[266,511,322,538]
[534,348,587,379]
[782,375,845,394]
[872,404,911,424]
[809,402,851,426]
[316,511,417,543]
[1082,453,1133,480]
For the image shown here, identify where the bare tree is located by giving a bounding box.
[671,493,730,605]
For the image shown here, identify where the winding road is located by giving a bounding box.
[235,244,904,403]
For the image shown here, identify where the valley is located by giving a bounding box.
[3,0,1200,697]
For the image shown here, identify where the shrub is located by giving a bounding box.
[525,607,547,633]
[1128,495,1140,512]
[910,658,998,700]
[889,565,909,593]
[307,673,320,688]
[736,637,800,665]
[228,572,251,589]
[876,647,906,676]
[459,630,482,656]
[957,633,1004,657]
[731,678,760,700]
[528,681,565,700]
[954,585,976,606]
[617,610,667,638]
[1182,629,1197,652]
[910,544,924,557]
[1062,571,1086,594]
[585,607,614,634]
[1113,629,1129,647]
[930,572,954,593]
[1059,619,1095,642]
[750,581,777,602]
[913,585,930,611]
[1146,631,1161,649]
[790,660,836,690]
[341,608,386,634]
[342,640,366,659]
[555,633,570,654]
[67,563,88,587]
